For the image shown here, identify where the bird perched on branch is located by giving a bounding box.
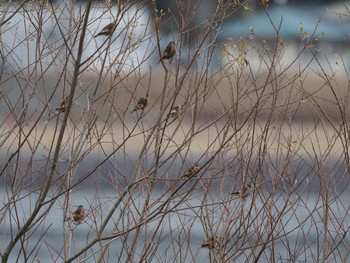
[159,41,176,63]
[231,183,253,199]
[201,236,221,250]
[131,94,149,113]
[168,104,185,119]
[72,205,85,224]
[55,95,70,113]
[182,163,199,178]
[95,22,116,38]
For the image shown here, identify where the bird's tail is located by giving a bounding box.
[231,191,240,195]
[201,243,210,248]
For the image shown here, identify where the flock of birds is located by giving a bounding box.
[55,22,177,116]
[64,22,254,251]
[70,182,254,250]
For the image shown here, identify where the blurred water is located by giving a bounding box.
[1,180,350,262]
[0,136,350,262]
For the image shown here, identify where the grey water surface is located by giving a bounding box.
[1,153,350,262]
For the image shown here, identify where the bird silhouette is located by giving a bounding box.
[201,236,221,250]
[95,22,116,38]
[131,94,149,113]
[168,104,185,118]
[182,163,199,178]
[55,95,70,113]
[231,183,253,199]
[159,41,176,63]
[72,205,85,223]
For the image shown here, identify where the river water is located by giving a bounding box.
[1,153,350,262]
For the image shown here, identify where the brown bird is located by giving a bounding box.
[231,183,253,199]
[168,104,184,118]
[95,22,116,38]
[201,236,221,250]
[182,163,199,178]
[55,95,70,113]
[160,41,176,62]
[72,205,85,223]
[131,94,149,113]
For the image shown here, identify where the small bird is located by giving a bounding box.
[182,163,199,178]
[231,183,253,199]
[95,22,116,38]
[168,104,184,118]
[72,205,85,223]
[131,94,149,113]
[201,236,221,250]
[55,95,70,113]
[159,41,176,63]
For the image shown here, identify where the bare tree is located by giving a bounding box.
[0,0,349,262]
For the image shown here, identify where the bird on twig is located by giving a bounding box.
[72,205,85,224]
[201,235,222,250]
[168,104,185,119]
[95,22,116,38]
[159,41,176,63]
[131,94,149,113]
[231,183,253,199]
[55,95,70,113]
[182,163,199,178]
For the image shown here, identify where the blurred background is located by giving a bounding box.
[1,1,350,262]
[1,0,349,72]
[1,0,349,123]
